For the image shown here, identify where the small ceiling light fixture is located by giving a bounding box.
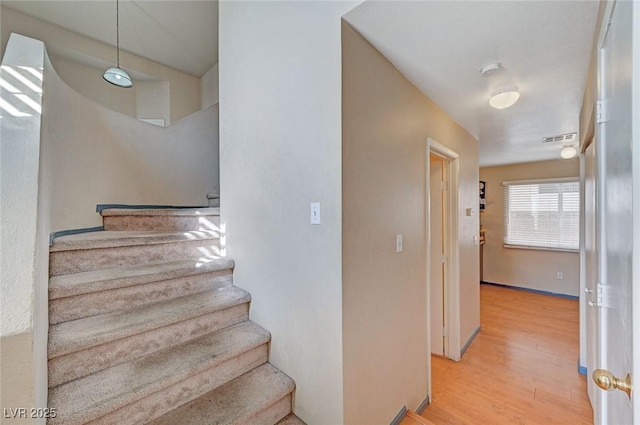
[103,0,133,88]
[489,87,520,109]
[561,146,578,159]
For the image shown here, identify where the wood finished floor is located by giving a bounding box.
[419,284,593,425]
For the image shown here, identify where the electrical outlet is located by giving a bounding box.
[557,272,564,280]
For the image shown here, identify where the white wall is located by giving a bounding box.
[42,58,219,232]
[480,159,581,296]
[219,2,356,423]
[201,63,218,109]
[1,6,201,123]
[0,33,49,424]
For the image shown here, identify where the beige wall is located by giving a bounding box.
[1,6,201,123]
[480,158,581,296]
[50,56,137,118]
[1,32,219,421]
[42,57,219,232]
[342,22,480,423]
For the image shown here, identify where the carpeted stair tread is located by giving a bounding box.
[49,257,234,300]
[100,207,220,217]
[50,230,219,252]
[48,321,270,425]
[148,363,295,425]
[49,286,250,359]
[277,414,308,425]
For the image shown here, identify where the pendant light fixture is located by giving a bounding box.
[103,0,133,88]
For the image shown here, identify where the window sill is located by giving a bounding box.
[504,244,579,254]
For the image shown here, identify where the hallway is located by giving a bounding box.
[420,284,593,425]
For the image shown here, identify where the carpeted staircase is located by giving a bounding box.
[47,208,305,425]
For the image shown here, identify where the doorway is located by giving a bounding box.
[429,153,447,357]
[426,137,461,399]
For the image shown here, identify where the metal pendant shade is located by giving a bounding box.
[103,0,133,88]
[103,67,133,87]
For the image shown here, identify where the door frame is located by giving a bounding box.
[631,2,640,423]
[426,137,461,398]
[593,1,640,422]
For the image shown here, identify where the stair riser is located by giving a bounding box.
[49,239,221,276]
[250,395,294,425]
[49,304,250,387]
[50,272,233,324]
[103,215,221,232]
[80,346,268,425]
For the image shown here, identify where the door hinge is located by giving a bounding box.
[441,255,447,264]
[597,100,609,124]
[441,181,448,191]
[596,282,613,308]
[442,327,447,337]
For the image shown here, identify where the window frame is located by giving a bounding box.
[502,177,580,253]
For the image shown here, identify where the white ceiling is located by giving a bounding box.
[3,1,598,166]
[2,0,218,77]
[344,1,599,166]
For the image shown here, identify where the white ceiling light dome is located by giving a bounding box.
[561,146,578,159]
[489,88,520,109]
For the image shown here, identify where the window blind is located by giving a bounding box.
[503,179,579,251]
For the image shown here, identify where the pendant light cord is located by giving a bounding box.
[116,0,120,68]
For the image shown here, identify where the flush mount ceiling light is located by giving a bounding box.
[103,0,133,88]
[561,146,578,159]
[489,88,520,109]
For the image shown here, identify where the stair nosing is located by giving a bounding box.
[48,321,270,425]
[49,257,235,300]
[48,287,251,359]
[50,230,220,252]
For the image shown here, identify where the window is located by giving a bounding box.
[503,178,579,251]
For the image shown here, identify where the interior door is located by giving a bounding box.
[591,1,636,423]
[430,155,445,356]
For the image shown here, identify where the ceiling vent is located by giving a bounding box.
[542,132,578,144]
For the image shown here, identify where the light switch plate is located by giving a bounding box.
[396,234,403,253]
[310,202,321,225]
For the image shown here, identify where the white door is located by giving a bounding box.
[590,1,638,423]
[429,155,446,356]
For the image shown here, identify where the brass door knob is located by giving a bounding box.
[593,369,632,399]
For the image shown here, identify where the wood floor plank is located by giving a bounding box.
[419,284,594,425]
